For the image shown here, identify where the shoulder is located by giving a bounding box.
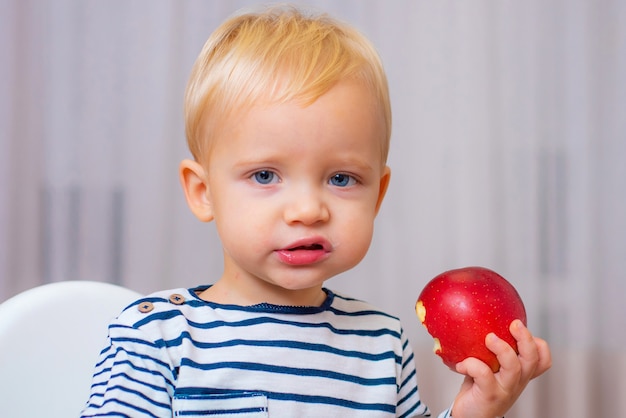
[326,289,404,335]
[328,289,400,320]
[112,287,204,329]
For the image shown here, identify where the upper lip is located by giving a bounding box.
[279,236,332,252]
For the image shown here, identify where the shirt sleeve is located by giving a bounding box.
[394,328,432,417]
[80,320,176,417]
[396,328,455,418]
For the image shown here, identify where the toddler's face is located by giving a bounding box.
[203,80,390,305]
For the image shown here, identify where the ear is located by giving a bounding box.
[374,165,391,215]
[179,159,214,222]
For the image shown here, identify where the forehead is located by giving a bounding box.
[211,81,386,165]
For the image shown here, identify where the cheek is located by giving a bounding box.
[337,215,376,261]
[215,205,274,252]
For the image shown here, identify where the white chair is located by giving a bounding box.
[0,281,142,418]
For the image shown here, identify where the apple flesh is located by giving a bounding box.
[415,266,527,372]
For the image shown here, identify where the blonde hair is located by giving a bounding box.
[184,5,391,165]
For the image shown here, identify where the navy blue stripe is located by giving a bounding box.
[95,338,166,370]
[84,396,162,418]
[158,331,399,362]
[94,349,116,370]
[178,387,395,413]
[272,391,395,412]
[177,407,267,416]
[132,297,169,305]
[398,396,426,418]
[90,374,169,400]
[89,384,170,410]
[331,294,398,316]
[109,334,169,350]
[180,359,397,387]
[92,357,174,390]
[327,305,398,320]
[112,371,170,394]
[134,310,400,339]
[401,336,410,351]
[90,372,168,401]
[400,367,417,392]
[132,309,184,328]
[402,350,415,370]
[109,345,172,371]
[113,358,174,386]
[81,412,131,418]
[398,384,418,408]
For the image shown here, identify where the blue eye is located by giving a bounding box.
[253,170,278,184]
[329,173,356,187]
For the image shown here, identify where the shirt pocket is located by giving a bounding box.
[173,391,269,417]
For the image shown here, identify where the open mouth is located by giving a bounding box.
[277,239,330,265]
[288,244,324,251]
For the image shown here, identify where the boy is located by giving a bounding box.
[82,5,550,417]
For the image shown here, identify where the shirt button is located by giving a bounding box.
[169,293,185,305]
[138,301,154,313]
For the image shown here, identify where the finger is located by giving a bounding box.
[530,336,552,378]
[456,356,495,385]
[485,332,522,384]
[510,320,536,358]
[509,320,540,379]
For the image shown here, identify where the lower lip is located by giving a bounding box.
[275,249,330,266]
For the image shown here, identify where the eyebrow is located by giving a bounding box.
[233,154,377,173]
[331,157,377,173]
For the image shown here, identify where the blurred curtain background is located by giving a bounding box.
[1,1,625,416]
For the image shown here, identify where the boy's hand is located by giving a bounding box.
[450,320,551,418]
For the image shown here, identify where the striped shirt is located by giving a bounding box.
[82,286,452,418]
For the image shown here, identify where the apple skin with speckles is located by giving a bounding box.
[415,266,527,373]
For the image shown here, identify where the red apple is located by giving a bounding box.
[415,266,527,372]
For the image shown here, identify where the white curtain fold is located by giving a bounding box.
[1,1,625,416]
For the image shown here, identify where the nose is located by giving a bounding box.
[283,185,330,225]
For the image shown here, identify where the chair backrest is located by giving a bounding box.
[0,281,142,418]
